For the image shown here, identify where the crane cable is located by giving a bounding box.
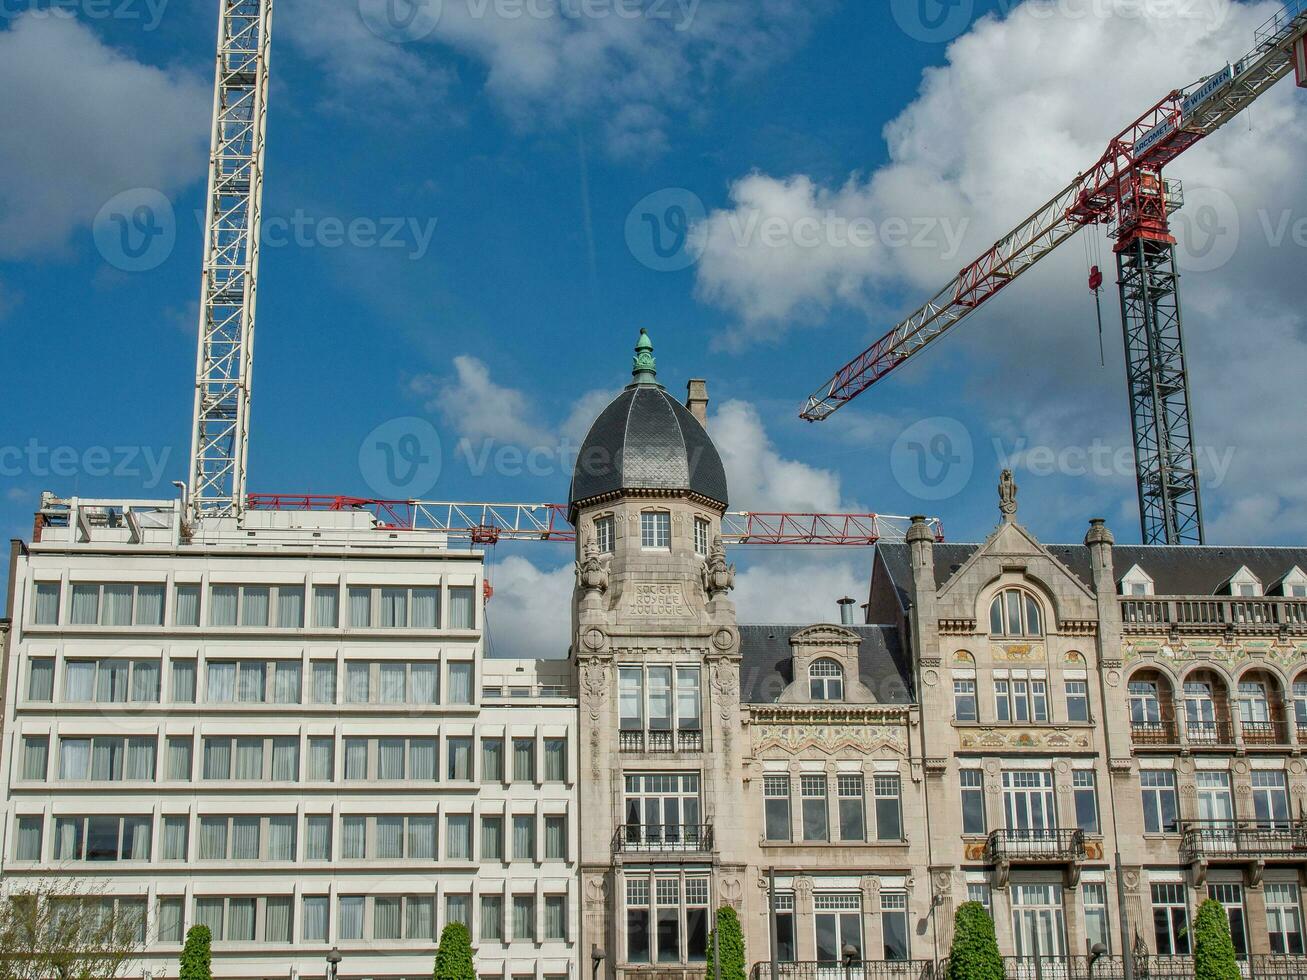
[1085,229,1107,367]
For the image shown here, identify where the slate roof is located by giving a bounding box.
[875,542,1307,601]
[738,624,913,705]
[568,384,728,516]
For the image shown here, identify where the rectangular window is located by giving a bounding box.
[773,894,796,962]
[481,815,504,860]
[881,892,909,960]
[627,877,651,963]
[513,895,535,942]
[339,895,364,941]
[158,896,184,942]
[480,896,503,942]
[814,893,863,962]
[53,815,151,861]
[447,737,473,780]
[655,878,680,963]
[348,587,371,627]
[33,582,60,625]
[307,737,333,781]
[801,775,828,842]
[954,678,977,721]
[302,896,328,942]
[1152,883,1191,955]
[305,815,332,861]
[545,815,567,860]
[545,738,567,781]
[447,814,472,860]
[686,877,709,961]
[995,678,1011,722]
[310,661,336,703]
[1253,769,1291,829]
[640,511,671,549]
[837,774,865,842]
[694,517,710,556]
[171,660,196,703]
[448,586,475,630]
[595,515,615,553]
[1083,883,1111,953]
[1208,882,1248,960]
[764,775,792,842]
[875,774,903,841]
[482,738,504,782]
[1066,679,1090,722]
[161,815,188,861]
[445,894,470,928]
[545,894,567,941]
[512,814,535,860]
[21,736,48,781]
[15,816,42,861]
[967,884,992,916]
[448,662,473,704]
[1074,770,1100,834]
[175,586,200,627]
[1141,770,1178,834]
[512,738,535,782]
[66,583,163,626]
[961,769,986,835]
[166,736,192,781]
[1266,883,1305,955]
[272,661,301,704]
[311,586,339,628]
[620,667,643,731]
[27,657,54,701]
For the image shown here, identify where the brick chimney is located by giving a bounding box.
[685,379,709,426]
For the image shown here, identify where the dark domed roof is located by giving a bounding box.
[569,331,728,516]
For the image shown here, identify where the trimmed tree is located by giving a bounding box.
[434,922,475,980]
[705,906,746,980]
[179,925,213,980]
[947,901,1003,980]
[1194,899,1240,980]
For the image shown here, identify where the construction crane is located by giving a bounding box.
[801,0,1307,547]
[187,0,274,522]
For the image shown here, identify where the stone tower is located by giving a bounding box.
[571,330,746,979]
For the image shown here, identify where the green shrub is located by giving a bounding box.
[434,921,475,980]
[706,906,746,980]
[1194,899,1240,980]
[179,925,212,980]
[947,901,1003,980]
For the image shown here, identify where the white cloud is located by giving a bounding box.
[484,555,573,659]
[0,14,208,258]
[412,355,554,446]
[732,553,864,624]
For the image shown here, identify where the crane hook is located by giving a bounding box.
[1088,265,1106,366]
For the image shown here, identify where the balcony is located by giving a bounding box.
[1184,719,1236,747]
[1119,596,1307,633]
[618,729,704,753]
[1180,819,1307,862]
[1249,954,1307,978]
[985,828,1086,864]
[614,823,713,854]
[1130,720,1179,746]
[1002,955,1128,979]
[749,961,939,980]
[1240,719,1293,746]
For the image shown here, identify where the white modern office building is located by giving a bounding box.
[0,496,578,980]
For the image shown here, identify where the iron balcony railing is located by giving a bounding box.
[1132,956,1195,978]
[614,823,713,853]
[1185,719,1237,745]
[1240,719,1293,745]
[986,828,1086,863]
[618,729,705,752]
[1248,954,1307,978]
[1180,819,1307,860]
[1120,596,1307,630]
[1130,720,1179,745]
[1001,955,1128,979]
[748,961,939,980]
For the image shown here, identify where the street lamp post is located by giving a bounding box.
[326,947,342,980]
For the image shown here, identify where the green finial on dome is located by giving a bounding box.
[631,328,657,384]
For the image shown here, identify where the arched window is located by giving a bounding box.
[989,589,1044,637]
[809,659,844,701]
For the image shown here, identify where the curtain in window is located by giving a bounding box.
[412,588,439,628]
[209,586,238,626]
[513,815,534,859]
[406,896,434,940]
[273,662,302,704]
[482,739,503,781]
[480,897,503,941]
[54,818,80,860]
[445,895,469,926]
[158,897,183,942]
[312,586,338,628]
[174,586,199,627]
[226,898,255,940]
[376,816,403,859]
[23,738,48,781]
[277,587,304,628]
[96,661,128,702]
[411,663,438,704]
[448,662,473,705]
[409,738,436,780]
[124,816,151,860]
[449,738,471,780]
[306,816,331,860]
[16,818,41,860]
[131,661,160,702]
[343,739,367,780]
[59,739,90,780]
[311,662,336,703]
[70,585,99,625]
[264,896,292,942]
[241,587,269,627]
[348,588,371,627]
[64,661,95,701]
[235,738,264,780]
[545,739,566,781]
[206,662,235,703]
[407,816,435,859]
[380,588,408,627]
[171,660,196,703]
[102,585,133,626]
[380,662,406,703]
[447,815,471,859]
[302,896,328,941]
[345,662,370,703]
[482,817,503,859]
[338,896,364,940]
[308,739,333,781]
[373,897,401,939]
[513,739,534,782]
[202,738,232,780]
[195,897,224,938]
[124,738,155,780]
[135,586,164,626]
[342,816,366,858]
[378,739,405,779]
[237,661,266,703]
[232,816,260,860]
[545,895,565,940]
[27,658,54,701]
[34,583,60,625]
[198,817,228,860]
[545,816,566,859]
[513,896,534,940]
[162,816,187,860]
[271,738,299,782]
[448,586,474,629]
[167,738,192,780]
[267,816,295,860]
[91,737,124,781]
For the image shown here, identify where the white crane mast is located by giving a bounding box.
[188,0,273,521]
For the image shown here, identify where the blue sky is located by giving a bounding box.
[2,0,1305,652]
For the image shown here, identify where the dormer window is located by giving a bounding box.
[989,589,1043,638]
[640,511,670,550]
[1277,567,1307,598]
[595,516,615,554]
[1119,564,1154,597]
[809,659,844,701]
[1226,566,1262,597]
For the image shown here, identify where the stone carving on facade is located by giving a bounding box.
[958,727,1092,751]
[584,874,610,908]
[999,468,1018,520]
[701,536,736,598]
[580,659,610,777]
[575,538,609,595]
[751,723,906,756]
[719,876,744,910]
